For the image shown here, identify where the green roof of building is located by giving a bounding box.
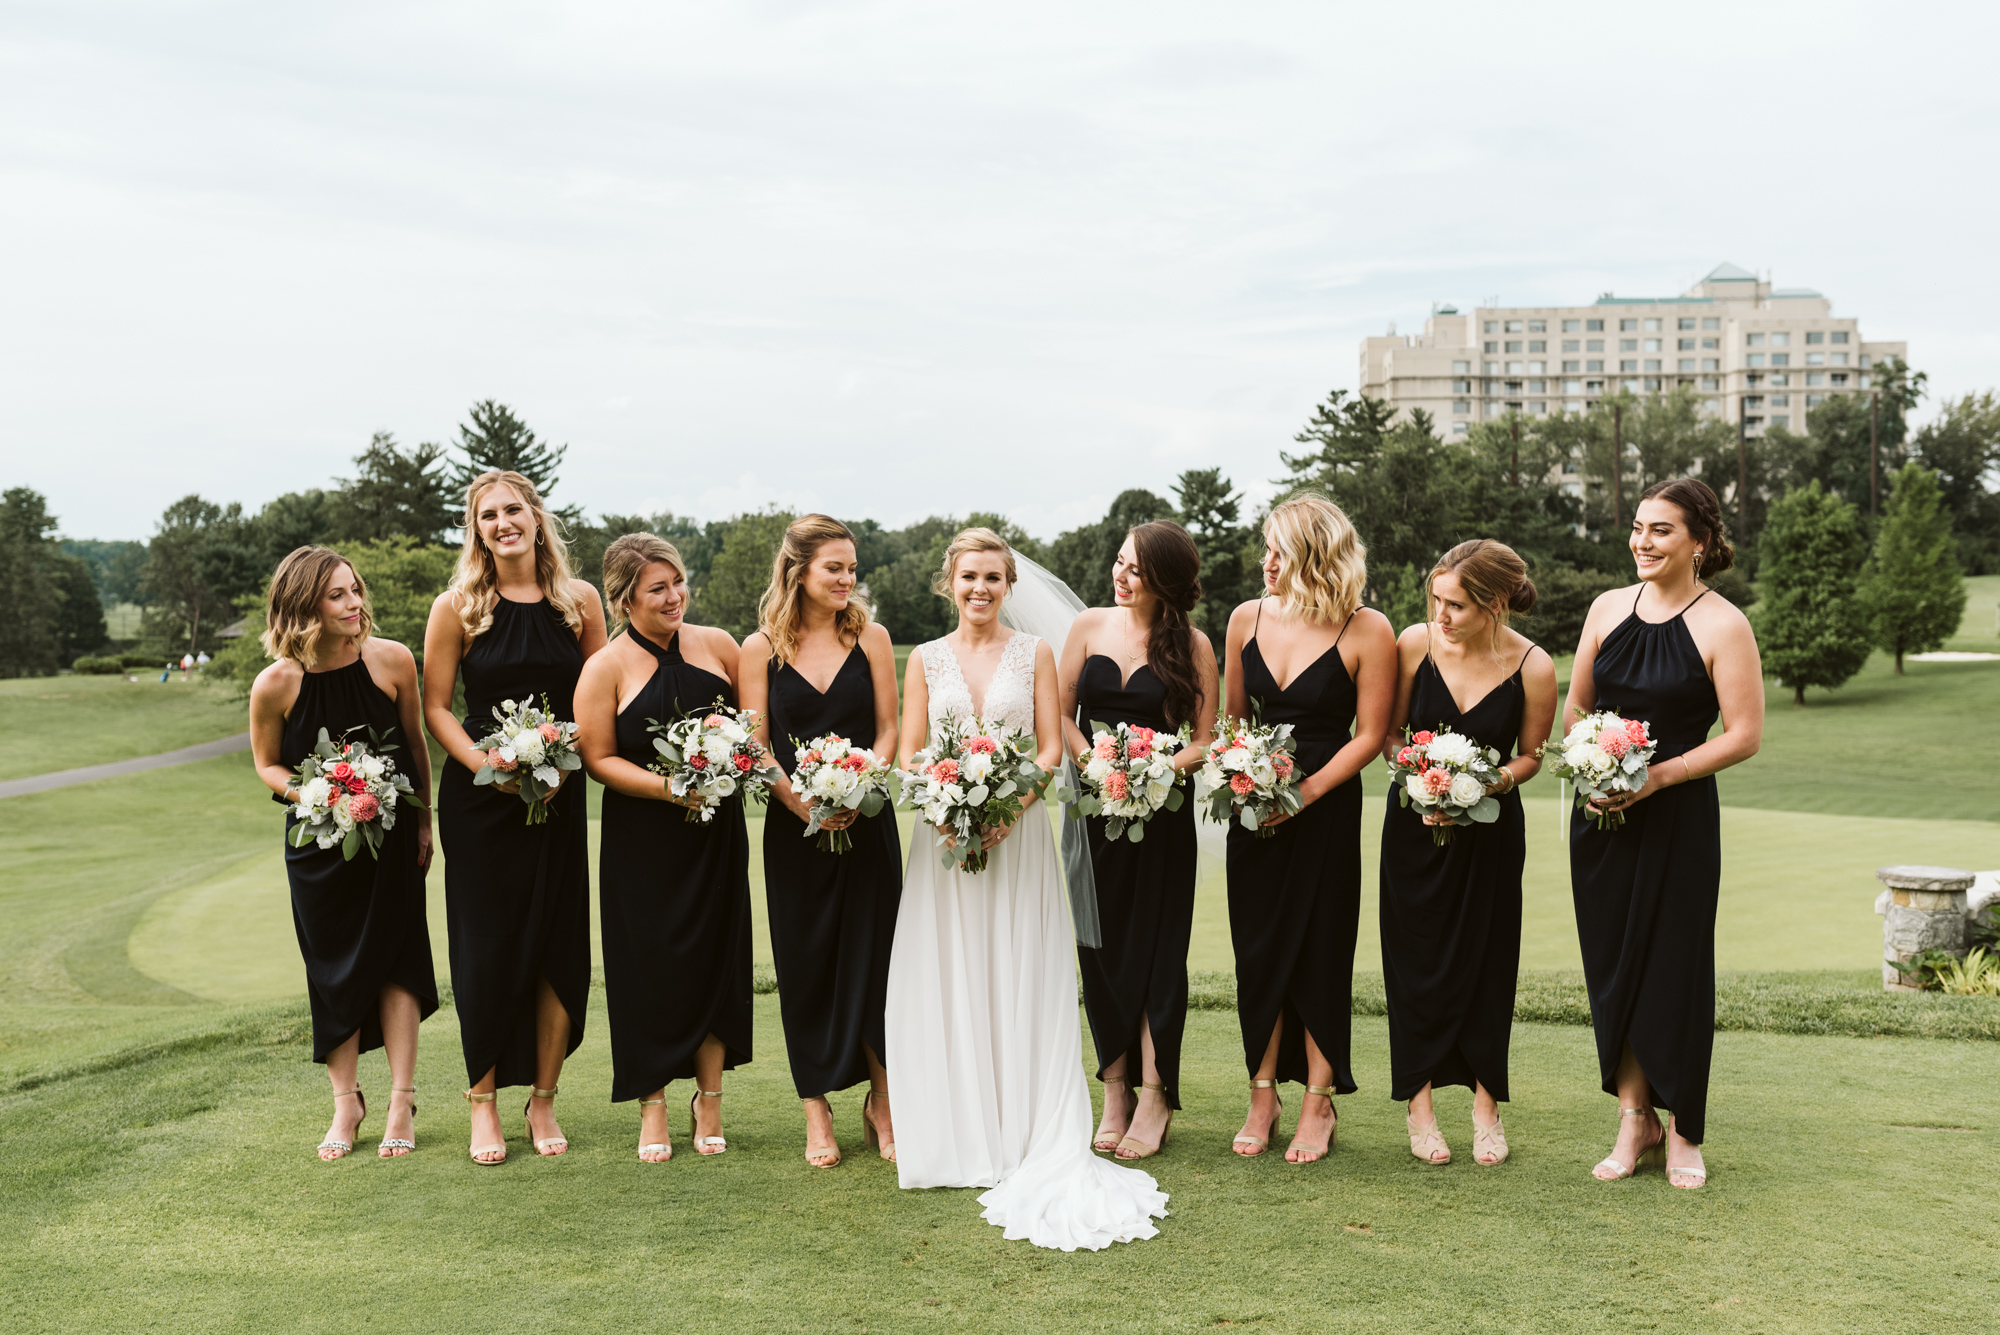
[1703,262,1758,282]
[1770,287,1824,299]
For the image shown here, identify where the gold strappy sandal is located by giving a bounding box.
[803,1096,841,1168]
[463,1088,505,1165]
[378,1086,416,1157]
[1233,1078,1283,1156]
[1115,1081,1172,1161]
[636,1094,671,1162]
[862,1089,895,1162]
[1288,1084,1338,1163]
[1094,1074,1135,1153]
[689,1089,726,1155]
[317,1087,364,1160]
[523,1085,567,1156]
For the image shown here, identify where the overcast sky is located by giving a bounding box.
[5,1,1995,542]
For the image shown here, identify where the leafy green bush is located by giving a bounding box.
[70,655,124,675]
[118,652,161,669]
[1513,566,1624,654]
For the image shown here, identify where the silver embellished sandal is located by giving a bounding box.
[377,1085,416,1157]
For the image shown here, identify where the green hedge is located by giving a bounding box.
[70,656,125,675]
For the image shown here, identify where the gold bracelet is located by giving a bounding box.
[1678,756,1693,784]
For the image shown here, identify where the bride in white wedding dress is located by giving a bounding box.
[885,527,1169,1252]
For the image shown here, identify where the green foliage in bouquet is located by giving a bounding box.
[285,726,423,861]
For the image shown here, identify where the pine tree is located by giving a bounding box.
[450,401,569,500]
[1859,462,1967,674]
[1753,481,1871,706]
[334,432,455,544]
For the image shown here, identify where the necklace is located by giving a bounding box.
[1121,608,1147,665]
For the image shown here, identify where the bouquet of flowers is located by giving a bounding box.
[287,726,423,860]
[789,732,893,853]
[648,700,780,822]
[1055,720,1189,844]
[1194,713,1301,838]
[1538,710,1656,831]
[1387,725,1507,846]
[895,716,1052,873]
[471,695,583,825]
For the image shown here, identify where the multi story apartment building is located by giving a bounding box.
[1358,263,1906,445]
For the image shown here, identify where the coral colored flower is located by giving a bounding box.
[538,722,561,744]
[733,753,756,773]
[703,714,726,728]
[932,758,961,785]
[327,761,354,783]
[347,792,380,824]
[1423,767,1453,796]
[1272,754,1293,778]
[344,775,369,795]
[1130,727,1155,744]
[1624,718,1649,745]
[1126,737,1152,760]
[840,754,868,771]
[1093,736,1120,760]
[487,748,517,771]
[966,735,999,755]
[1412,731,1434,746]
[1104,770,1129,801]
[687,753,708,769]
[1396,747,1417,767]
[1229,772,1255,796]
[1601,731,1629,759]
[804,750,822,765]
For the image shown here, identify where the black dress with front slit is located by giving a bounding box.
[762,645,902,1100]
[280,657,438,1062]
[1226,610,1363,1091]
[439,597,590,1088]
[1570,588,1721,1143]
[1378,650,1529,1103]
[598,627,754,1101]
[1074,655,1198,1109]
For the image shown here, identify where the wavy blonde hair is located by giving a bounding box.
[262,546,372,665]
[447,470,588,639]
[757,514,873,665]
[602,533,687,631]
[1264,492,1366,626]
[931,527,1017,599]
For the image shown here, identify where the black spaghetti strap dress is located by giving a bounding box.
[1571,589,1721,1143]
[280,657,438,1062]
[598,628,754,1101]
[762,646,902,1099]
[1074,655,1198,1109]
[1227,611,1363,1091]
[438,597,590,1088]
[1378,651,1529,1102]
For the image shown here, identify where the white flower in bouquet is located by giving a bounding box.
[1448,771,1487,807]
[1426,732,1479,768]
[1386,725,1506,845]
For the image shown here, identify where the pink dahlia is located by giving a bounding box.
[1104,770,1129,801]
[347,792,380,824]
[932,758,961,785]
[538,722,561,744]
[487,749,517,772]
[1229,772,1255,796]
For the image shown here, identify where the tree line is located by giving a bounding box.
[4,367,1993,701]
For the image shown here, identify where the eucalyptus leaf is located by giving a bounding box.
[1164,788,1184,812]
[472,769,497,786]
[1126,821,1145,844]
[341,827,361,860]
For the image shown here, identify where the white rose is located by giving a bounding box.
[360,755,386,780]
[1248,759,1277,786]
[710,774,738,798]
[718,720,748,745]
[497,744,519,766]
[1083,757,1112,783]
[964,752,995,783]
[1146,777,1174,805]
[1220,747,1250,771]
[822,739,849,760]
[1405,774,1436,806]
[1447,772,1486,807]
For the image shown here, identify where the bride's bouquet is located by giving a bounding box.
[648,700,781,822]
[471,695,583,825]
[1055,720,1189,844]
[1194,714,1301,837]
[1538,710,1656,831]
[1387,725,1506,846]
[287,727,423,860]
[895,716,1052,874]
[789,732,893,853]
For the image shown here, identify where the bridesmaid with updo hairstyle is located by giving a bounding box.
[738,514,903,1168]
[423,471,606,1166]
[250,547,437,1160]
[1378,539,1556,1167]
[1223,493,1396,1164]
[1567,478,1762,1190]
[575,534,756,1163]
[1057,520,1217,1161]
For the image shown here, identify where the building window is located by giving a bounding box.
[1619,319,1638,332]
[1831,331,1849,344]
[1644,378,1662,391]
[1528,362,1546,375]
[1745,416,1764,429]
[1678,317,1697,330]
[1771,353,1790,367]
[1562,319,1581,332]
[1643,338,1662,352]
[1452,421,1469,434]
[1678,358,1696,372]
[1586,339,1605,352]
[1562,340,1580,353]
[1528,320,1546,333]
[1529,340,1546,352]
[1859,354,1871,369]
[1452,360,1470,373]
[1620,338,1638,352]
[1586,359,1604,373]
[1701,358,1718,372]
[1747,373,1763,388]
[1623,379,1642,392]
[1586,318,1605,332]
[1643,318,1662,332]
[1771,372,1789,386]
[1453,400,1471,414]
[1771,415,1790,429]
[1620,359,1638,372]
[1505,381,1523,394]
[1745,396,1764,410]
[1676,338,1695,351]
[1528,379,1546,392]
[1806,372,1825,386]
[1484,341,1498,353]
[1702,317,1720,330]
[1529,401,1547,415]
[1563,400,1582,415]
[1806,352,1825,365]
[1452,379,1472,393]
[1505,320,1524,333]
[1771,332,1790,346]
[1484,321,1498,333]
[1507,361,1524,374]
[1832,352,1850,366]
[1644,359,1662,371]
[1831,373,1849,386]
[1504,341,1523,353]
[1506,401,1523,412]
[1700,377,1719,391]
[1562,360,1581,373]
[1585,379,1604,393]
[1747,354,1766,367]
[1806,331,1825,345]
[1746,333,1765,347]
[1702,337,1718,350]
[1485,362,1499,374]
[1562,380,1582,393]
[1770,394,1790,407]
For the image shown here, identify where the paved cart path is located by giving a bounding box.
[0,732,252,799]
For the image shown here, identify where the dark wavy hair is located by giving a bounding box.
[1637,477,1737,576]
[1127,521,1205,729]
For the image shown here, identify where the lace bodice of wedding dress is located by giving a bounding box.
[919,631,1038,736]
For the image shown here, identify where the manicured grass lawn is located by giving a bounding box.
[0,674,245,781]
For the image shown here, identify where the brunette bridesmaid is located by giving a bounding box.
[1567,479,1762,1189]
[249,547,437,1160]
[1378,540,1556,1167]
[738,515,903,1168]
[423,471,606,1165]
[575,534,755,1162]
[1056,521,1216,1162]
[1223,494,1395,1163]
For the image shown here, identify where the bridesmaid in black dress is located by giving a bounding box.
[249,546,436,1160]
[1567,479,1763,1190]
[1223,493,1395,1164]
[1056,521,1216,1162]
[423,471,606,1165]
[738,514,903,1168]
[1379,540,1556,1167]
[576,533,756,1162]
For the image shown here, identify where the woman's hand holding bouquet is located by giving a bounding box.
[287,726,423,860]
[894,716,1051,873]
[1387,725,1507,846]
[470,696,583,825]
[1194,714,1301,838]
[1537,710,1656,830]
[648,700,781,822]
[1055,720,1189,844]
[789,732,893,853]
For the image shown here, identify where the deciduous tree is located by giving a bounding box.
[1859,463,1966,673]
[1754,481,1871,706]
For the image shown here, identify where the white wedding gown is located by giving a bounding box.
[885,631,1169,1251]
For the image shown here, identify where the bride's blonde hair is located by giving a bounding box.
[932,527,1016,598]
[447,470,589,639]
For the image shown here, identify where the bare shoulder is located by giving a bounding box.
[569,577,600,603]
[695,623,739,653]
[363,636,416,673]
[1590,582,1643,618]
[739,630,773,660]
[1348,605,1396,646]
[1033,636,1058,667]
[1189,627,1216,662]
[859,622,894,654]
[1687,588,1756,652]
[429,588,463,616]
[251,656,303,704]
[1070,606,1113,637]
[1228,598,1266,633]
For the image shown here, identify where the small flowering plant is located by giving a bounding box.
[1194,713,1301,838]
[648,699,781,822]
[286,726,423,861]
[789,732,893,853]
[471,695,583,825]
[1055,720,1190,844]
[1537,710,1656,831]
[1387,725,1507,846]
[894,715,1052,874]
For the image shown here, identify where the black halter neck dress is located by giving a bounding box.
[1074,655,1199,1109]
[598,627,753,1100]
[278,656,437,1062]
[1378,647,1530,1103]
[1571,588,1721,1144]
[438,596,590,1088]
[1227,607,1364,1091]
[762,644,902,1100]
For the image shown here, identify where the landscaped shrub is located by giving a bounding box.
[70,655,125,675]
[118,652,160,669]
